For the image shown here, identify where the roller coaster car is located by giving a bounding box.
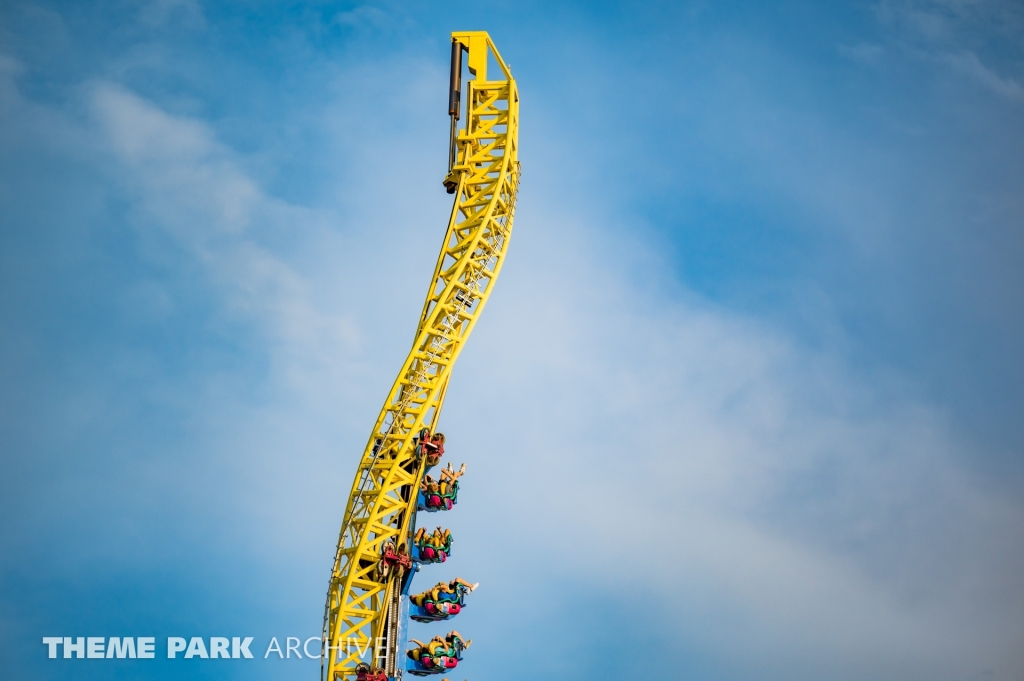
[406,631,471,676]
[417,462,466,512]
[410,577,478,622]
[412,526,452,563]
[415,428,446,467]
[378,541,413,579]
[354,664,388,681]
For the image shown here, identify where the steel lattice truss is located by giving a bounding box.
[323,31,520,681]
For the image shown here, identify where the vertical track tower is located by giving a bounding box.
[322,31,520,681]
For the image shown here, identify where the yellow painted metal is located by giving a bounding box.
[322,31,519,681]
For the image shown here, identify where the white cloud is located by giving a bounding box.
[441,205,1024,678]
[1,1,1022,676]
[333,6,393,32]
[89,82,361,394]
[875,0,1024,42]
[942,50,1024,100]
[21,50,1021,681]
[137,0,205,29]
[839,42,886,64]
[874,0,1024,101]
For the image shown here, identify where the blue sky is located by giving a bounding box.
[2,1,1023,680]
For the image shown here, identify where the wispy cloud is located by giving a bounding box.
[839,42,886,64]
[876,0,1024,41]
[137,0,205,29]
[941,49,1024,100]
[85,70,1024,679]
[2,4,1023,681]
[445,200,1024,678]
[333,6,393,32]
[89,82,361,392]
[875,0,1024,100]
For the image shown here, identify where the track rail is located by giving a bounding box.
[322,31,519,681]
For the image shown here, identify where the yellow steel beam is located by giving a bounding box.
[322,31,519,681]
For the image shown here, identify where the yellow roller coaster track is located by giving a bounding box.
[322,31,519,681]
